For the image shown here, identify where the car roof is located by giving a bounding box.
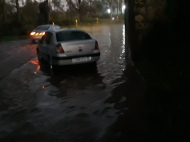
[33,25,60,31]
[34,24,58,30]
[37,24,59,27]
[51,28,86,33]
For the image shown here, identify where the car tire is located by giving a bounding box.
[48,56,56,70]
[90,62,97,69]
[37,49,42,61]
[48,56,59,74]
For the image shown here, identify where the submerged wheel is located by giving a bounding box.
[47,56,52,69]
[48,56,56,70]
[37,49,42,61]
[90,62,97,69]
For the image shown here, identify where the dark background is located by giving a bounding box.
[125,0,190,141]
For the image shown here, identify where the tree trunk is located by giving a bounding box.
[78,0,81,22]
[117,0,119,16]
[89,0,92,17]
[16,0,20,22]
[110,0,113,19]
[2,0,6,21]
[45,0,50,24]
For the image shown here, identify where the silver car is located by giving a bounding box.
[37,29,100,69]
[30,24,60,43]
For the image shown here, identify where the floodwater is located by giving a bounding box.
[0,24,146,142]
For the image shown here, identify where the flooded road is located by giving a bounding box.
[0,24,145,142]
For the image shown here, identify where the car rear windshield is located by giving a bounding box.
[56,31,91,42]
[35,25,51,30]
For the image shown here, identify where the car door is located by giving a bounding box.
[44,32,53,58]
[38,35,46,59]
[39,32,53,60]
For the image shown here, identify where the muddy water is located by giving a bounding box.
[0,24,145,142]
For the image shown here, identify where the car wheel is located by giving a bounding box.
[37,49,42,61]
[90,62,97,69]
[48,56,58,74]
[48,56,55,70]
[91,62,97,66]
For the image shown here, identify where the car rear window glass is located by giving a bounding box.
[35,25,51,30]
[53,26,60,30]
[56,31,91,42]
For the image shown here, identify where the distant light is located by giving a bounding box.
[122,5,126,10]
[112,17,114,20]
[34,72,37,74]
[30,32,35,36]
[107,9,110,13]
[42,86,45,89]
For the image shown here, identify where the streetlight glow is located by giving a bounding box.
[107,9,110,14]
[122,5,126,10]
[122,4,126,13]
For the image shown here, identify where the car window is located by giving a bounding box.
[56,31,91,42]
[35,25,51,30]
[40,32,52,44]
[55,26,60,30]
[45,32,52,44]
[34,26,42,30]
[51,26,60,30]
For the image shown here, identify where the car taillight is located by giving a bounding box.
[38,32,45,36]
[30,32,35,35]
[56,43,64,53]
[94,41,99,50]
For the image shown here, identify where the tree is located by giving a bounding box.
[92,0,104,15]
[68,0,83,21]
[39,0,50,24]
[0,0,6,21]
[52,0,64,12]
[16,0,20,22]
[21,0,39,25]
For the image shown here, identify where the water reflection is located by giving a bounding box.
[88,24,126,88]
[29,59,40,73]
[5,24,129,142]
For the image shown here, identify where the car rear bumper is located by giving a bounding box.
[30,36,43,40]
[52,53,100,65]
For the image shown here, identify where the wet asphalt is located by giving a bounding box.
[0,24,146,142]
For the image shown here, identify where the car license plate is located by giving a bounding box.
[72,57,91,63]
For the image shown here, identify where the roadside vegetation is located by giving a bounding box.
[0,0,124,42]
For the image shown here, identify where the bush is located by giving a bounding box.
[99,13,110,19]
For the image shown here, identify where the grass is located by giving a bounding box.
[61,19,124,28]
